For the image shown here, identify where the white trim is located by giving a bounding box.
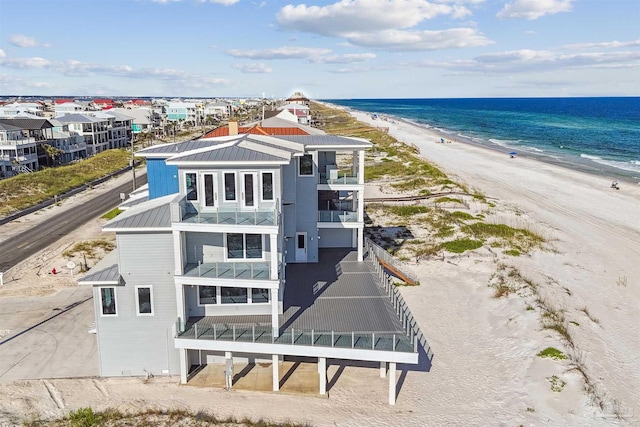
[260,171,275,202]
[297,153,315,177]
[196,285,271,307]
[201,172,219,210]
[135,285,154,316]
[224,232,265,262]
[103,227,172,233]
[240,171,258,209]
[183,171,199,203]
[99,286,118,317]
[223,171,237,202]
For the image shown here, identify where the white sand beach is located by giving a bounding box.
[0,111,639,426]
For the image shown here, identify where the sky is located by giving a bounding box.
[0,0,638,99]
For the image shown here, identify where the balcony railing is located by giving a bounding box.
[318,210,358,222]
[171,196,279,226]
[318,173,359,185]
[183,261,274,280]
[176,320,416,354]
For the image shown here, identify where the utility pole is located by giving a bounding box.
[131,132,136,191]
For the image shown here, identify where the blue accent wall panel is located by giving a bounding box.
[147,158,179,199]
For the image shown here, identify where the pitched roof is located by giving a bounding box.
[277,135,372,148]
[55,113,106,124]
[0,117,54,130]
[0,123,22,132]
[77,250,121,286]
[55,98,74,104]
[167,142,286,164]
[201,124,310,138]
[103,194,174,231]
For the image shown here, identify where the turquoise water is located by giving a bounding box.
[323,98,640,180]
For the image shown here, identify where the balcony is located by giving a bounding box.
[171,196,278,226]
[183,261,274,280]
[318,210,358,222]
[177,321,415,354]
[318,172,359,185]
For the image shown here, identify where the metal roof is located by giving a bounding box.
[55,114,106,124]
[138,139,219,156]
[168,144,287,163]
[0,123,22,131]
[78,264,120,285]
[277,135,372,148]
[103,194,173,230]
[0,117,54,130]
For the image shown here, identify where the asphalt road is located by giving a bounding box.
[0,174,147,272]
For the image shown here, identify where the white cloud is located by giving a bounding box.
[0,49,5,59]
[0,74,51,89]
[233,63,272,73]
[497,0,574,20]
[415,44,640,74]
[9,34,51,48]
[227,46,332,59]
[277,0,489,51]
[278,0,454,35]
[560,40,640,50]
[348,28,492,51]
[0,53,229,86]
[312,53,376,64]
[155,0,239,4]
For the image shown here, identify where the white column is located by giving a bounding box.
[357,227,364,261]
[357,189,364,222]
[271,288,279,337]
[352,151,357,176]
[179,349,188,384]
[388,362,396,405]
[358,150,365,184]
[173,231,183,276]
[318,357,327,395]
[272,354,279,391]
[380,361,387,378]
[270,234,278,279]
[175,283,185,326]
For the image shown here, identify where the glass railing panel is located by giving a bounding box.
[183,261,271,280]
[176,320,416,354]
[317,211,358,222]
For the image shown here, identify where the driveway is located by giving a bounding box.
[0,287,97,382]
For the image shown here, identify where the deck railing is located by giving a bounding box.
[317,210,358,222]
[183,261,279,281]
[176,319,416,353]
[365,238,434,361]
[170,195,279,226]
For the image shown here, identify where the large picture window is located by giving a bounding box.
[186,173,198,201]
[135,286,153,315]
[198,286,217,305]
[227,233,262,259]
[224,172,236,201]
[252,288,270,303]
[298,154,313,176]
[100,287,117,316]
[221,287,248,304]
[261,172,273,201]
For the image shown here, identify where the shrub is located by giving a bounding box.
[537,347,567,360]
[439,238,483,253]
[389,205,430,216]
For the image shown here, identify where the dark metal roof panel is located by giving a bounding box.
[105,203,171,229]
[79,264,120,283]
[174,145,285,163]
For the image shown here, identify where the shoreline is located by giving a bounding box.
[326,102,640,185]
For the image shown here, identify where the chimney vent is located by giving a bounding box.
[229,120,238,136]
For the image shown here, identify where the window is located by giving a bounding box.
[186,173,198,201]
[252,288,270,303]
[100,287,116,316]
[198,286,217,305]
[298,154,313,176]
[135,286,153,315]
[224,172,236,201]
[227,233,263,259]
[261,172,273,201]
[221,287,248,304]
[204,174,215,207]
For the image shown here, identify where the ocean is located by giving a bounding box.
[322,98,640,181]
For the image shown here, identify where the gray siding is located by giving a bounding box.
[184,231,271,264]
[184,286,272,317]
[319,228,354,248]
[95,232,179,377]
[295,154,319,263]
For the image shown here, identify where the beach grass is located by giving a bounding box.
[23,407,308,427]
[439,238,484,253]
[0,149,131,217]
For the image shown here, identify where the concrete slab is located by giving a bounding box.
[0,287,98,382]
[187,361,321,396]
